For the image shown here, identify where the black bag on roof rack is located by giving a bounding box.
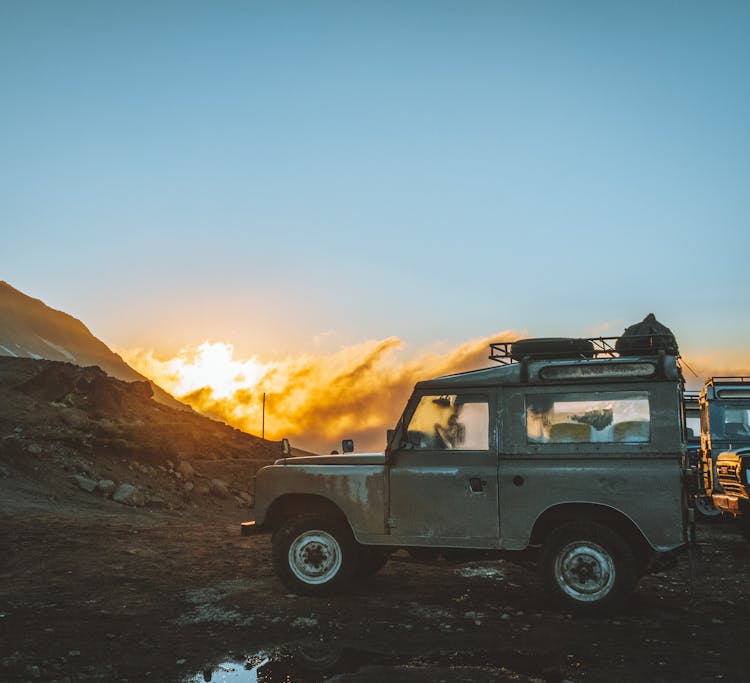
[510,337,595,361]
[615,313,679,357]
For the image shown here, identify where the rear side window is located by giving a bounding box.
[526,391,650,444]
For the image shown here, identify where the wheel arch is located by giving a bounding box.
[265,493,349,533]
[530,503,653,564]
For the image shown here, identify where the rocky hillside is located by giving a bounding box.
[0,357,283,517]
[0,281,185,410]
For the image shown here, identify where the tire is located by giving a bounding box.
[295,640,345,672]
[540,522,637,615]
[694,496,722,521]
[355,546,390,577]
[510,337,594,361]
[272,513,356,596]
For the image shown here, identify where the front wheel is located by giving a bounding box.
[272,513,356,595]
[694,495,722,521]
[540,522,637,615]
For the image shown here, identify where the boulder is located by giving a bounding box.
[112,483,146,507]
[97,479,116,496]
[60,407,89,430]
[177,460,195,479]
[71,474,98,493]
[209,478,231,499]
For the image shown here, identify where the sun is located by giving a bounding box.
[161,342,267,400]
[123,341,267,402]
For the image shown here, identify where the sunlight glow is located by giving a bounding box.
[120,331,522,453]
[159,342,266,400]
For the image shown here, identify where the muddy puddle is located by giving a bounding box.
[185,639,570,682]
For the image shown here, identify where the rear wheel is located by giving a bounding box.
[272,513,356,595]
[540,522,637,615]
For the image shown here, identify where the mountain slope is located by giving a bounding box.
[0,356,283,516]
[0,281,185,409]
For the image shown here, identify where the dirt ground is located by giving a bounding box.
[2,481,749,683]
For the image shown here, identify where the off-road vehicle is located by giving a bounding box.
[699,377,750,537]
[243,334,690,613]
[683,390,721,519]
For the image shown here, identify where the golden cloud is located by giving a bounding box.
[679,348,750,391]
[121,331,521,454]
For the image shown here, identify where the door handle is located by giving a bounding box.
[469,477,487,492]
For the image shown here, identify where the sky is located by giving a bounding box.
[2,1,749,450]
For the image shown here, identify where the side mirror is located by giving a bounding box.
[342,439,354,453]
[280,438,291,456]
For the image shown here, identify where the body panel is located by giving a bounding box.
[253,463,387,542]
[498,457,685,551]
[388,450,500,545]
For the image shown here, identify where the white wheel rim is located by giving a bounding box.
[554,540,616,602]
[288,529,342,585]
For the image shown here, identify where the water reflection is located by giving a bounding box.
[185,638,566,682]
[186,640,381,682]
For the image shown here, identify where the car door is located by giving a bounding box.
[387,390,499,547]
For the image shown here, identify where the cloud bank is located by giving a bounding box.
[122,334,750,454]
[121,331,521,453]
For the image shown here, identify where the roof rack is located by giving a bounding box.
[488,335,678,366]
[706,376,750,384]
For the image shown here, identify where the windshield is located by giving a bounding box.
[708,401,750,443]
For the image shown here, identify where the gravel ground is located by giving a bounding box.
[1,494,748,683]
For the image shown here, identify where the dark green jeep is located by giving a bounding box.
[244,335,690,614]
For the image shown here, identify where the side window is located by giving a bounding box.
[406,394,489,450]
[685,413,700,443]
[526,391,650,444]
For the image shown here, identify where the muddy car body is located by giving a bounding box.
[683,390,719,518]
[698,377,750,516]
[714,447,750,534]
[245,338,689,613]
[683,391,700,465]
[701,377,750,539]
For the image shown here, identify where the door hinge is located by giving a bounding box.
[386,517,397,529]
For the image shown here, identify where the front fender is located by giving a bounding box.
[254,463,387,542]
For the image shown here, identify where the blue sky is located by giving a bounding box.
[2,0,749,365]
